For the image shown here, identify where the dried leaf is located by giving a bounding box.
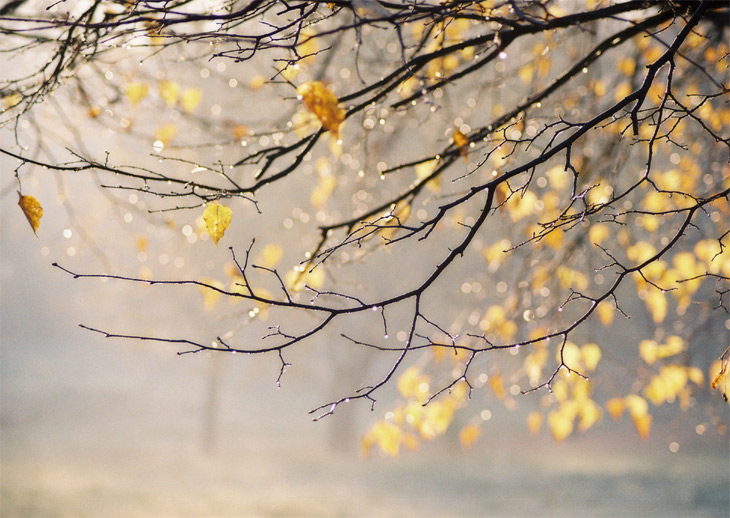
[203,202,232,246]
[18,192,43,236]
[297,81,345,138]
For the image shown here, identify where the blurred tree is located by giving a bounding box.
[2,0,729,455]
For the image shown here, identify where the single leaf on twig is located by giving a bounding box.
[18,192,43,236]
[203,202,232,246]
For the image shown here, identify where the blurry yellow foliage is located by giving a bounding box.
[198,277,225,310]
[180,87,202,113]
[285,266,325,292]
[479,305,517,340]
[125,82,149,106]
[459,424,481,450]
[414,159,441,193]
[257,243,283,268]
[397,366,429,401]
[158,79,180,106]
[154,123,177,145]
[488,372,506,400]
[596,300,614,326]
[527,411,543,434]
[639,335,684,365]
[605,397,625,420]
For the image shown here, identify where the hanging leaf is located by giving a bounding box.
[17,192,43,236]
[453,128,469,161]
[296,81,345,138]
[203,202,232,246]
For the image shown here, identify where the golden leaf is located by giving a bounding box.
[547,408,574,442]
[527,411,543,434]
[581,343,602,372]
[198,277,225,310]
[632,413,652,439]
[203,202,232,246]
[453,128,469,161]
[257,244,283,269]
[125,82,149,106]
[296,81,345,138]
[459,424,481,450]
[488,372,506,399]
[285,267,325,292]
[153,123,177,146]
[605,397,625,420]
[596,300,615,326]
[397,366,429,401]
[17,192,43,236]
[158,79,180,106]
[577,399,602,431]
[624,394,648,417]
[180,87,202,113]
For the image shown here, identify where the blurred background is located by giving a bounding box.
[1,161,728,517]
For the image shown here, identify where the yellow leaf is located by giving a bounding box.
[687,366,704,386]
[596,300,614,326]
[419,401,454,440]
[296,81,345,138]
[710,360,729,402]
[285,267,325,292]
[257,244,283,269]
[154,123,177,146]
[581,343,602,372]
[459,424,481,450]
[605,397,625,420]
[547,408,574,442]
[632,413,652,439]
[17,192,43,235]
[397,366,429,401]
[198,277,225,310]
[203,202,232,246]
[414,159,441,193]
[180,87,202,113]
[126,82,149,106]
[453,128,469,161]
[624,394,648,417]
[488,372,506,399]
[559,341,582,371]
[366,421,402,458]
[589,223,610,245]
[577,399,602,431]
[158,79,180,106]
[645,290,667,323]
[527,411,543,434]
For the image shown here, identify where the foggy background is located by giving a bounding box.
[2,154,728,517]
